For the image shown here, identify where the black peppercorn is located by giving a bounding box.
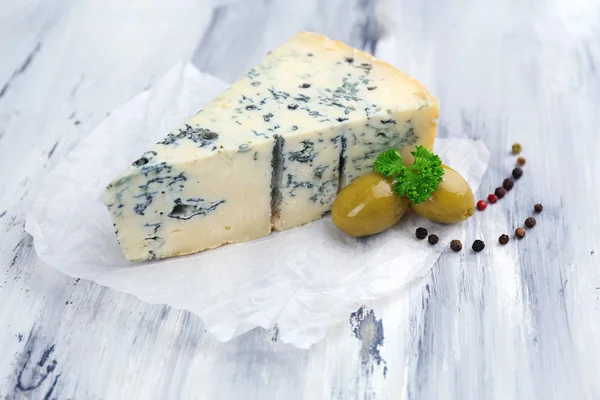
[499,234,509,245]
[428,234,439,245]
[503,178,514,191]
[525,217,536,228]
[299,83,311,89]
[517,156,526,166]
[534,204,543,213]
[512,167,523,179]
[450,240,462,252]
[472,240,485,252]
[416,227,428,240]
[515,228,526,239]
[495,187,507,199]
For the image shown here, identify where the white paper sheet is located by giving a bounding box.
[25,62,490,348]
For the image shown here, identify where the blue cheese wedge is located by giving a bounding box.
[104,32,439,262]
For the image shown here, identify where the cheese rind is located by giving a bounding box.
[104,31,439,261]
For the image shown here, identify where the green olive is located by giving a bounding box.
[410,165,474,224]
[332,172,409,237]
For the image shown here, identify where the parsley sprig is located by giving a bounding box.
[373,146,444,205]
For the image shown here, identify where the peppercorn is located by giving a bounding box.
[512,143,522,154]
[503,178,514,191]
[525,217,536,228]
[534,204,543,213]
[495,187,507,199]
[515,227,526,239]
[416,227,428,240]
[428,234,439,245]
[450,240,462,252]
[476,200,487,211]
[487,194,498,204]
[512,167,523,179]
[472,240,485,252]
[517,156,526,166]
[499,234,509,245]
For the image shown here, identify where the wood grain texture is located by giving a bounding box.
[1,0,599,399]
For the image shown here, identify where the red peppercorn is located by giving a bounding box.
[487,194,498,204]
[476,200,487,211]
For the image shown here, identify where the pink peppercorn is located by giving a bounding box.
[476,200,487,211]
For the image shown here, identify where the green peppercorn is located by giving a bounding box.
[512,143,522,154]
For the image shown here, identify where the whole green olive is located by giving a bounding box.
[410,165,474,224]
[332,172,409,237]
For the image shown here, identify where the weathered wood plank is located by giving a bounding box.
[1,0,599,398]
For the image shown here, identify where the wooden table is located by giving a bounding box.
[1,0,599,398]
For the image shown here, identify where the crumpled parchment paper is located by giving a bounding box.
[25,62,489,348]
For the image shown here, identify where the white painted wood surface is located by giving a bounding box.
[1,0,599,398]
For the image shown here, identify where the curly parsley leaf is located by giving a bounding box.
[373,148,405,178]
[373,145,444,205]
